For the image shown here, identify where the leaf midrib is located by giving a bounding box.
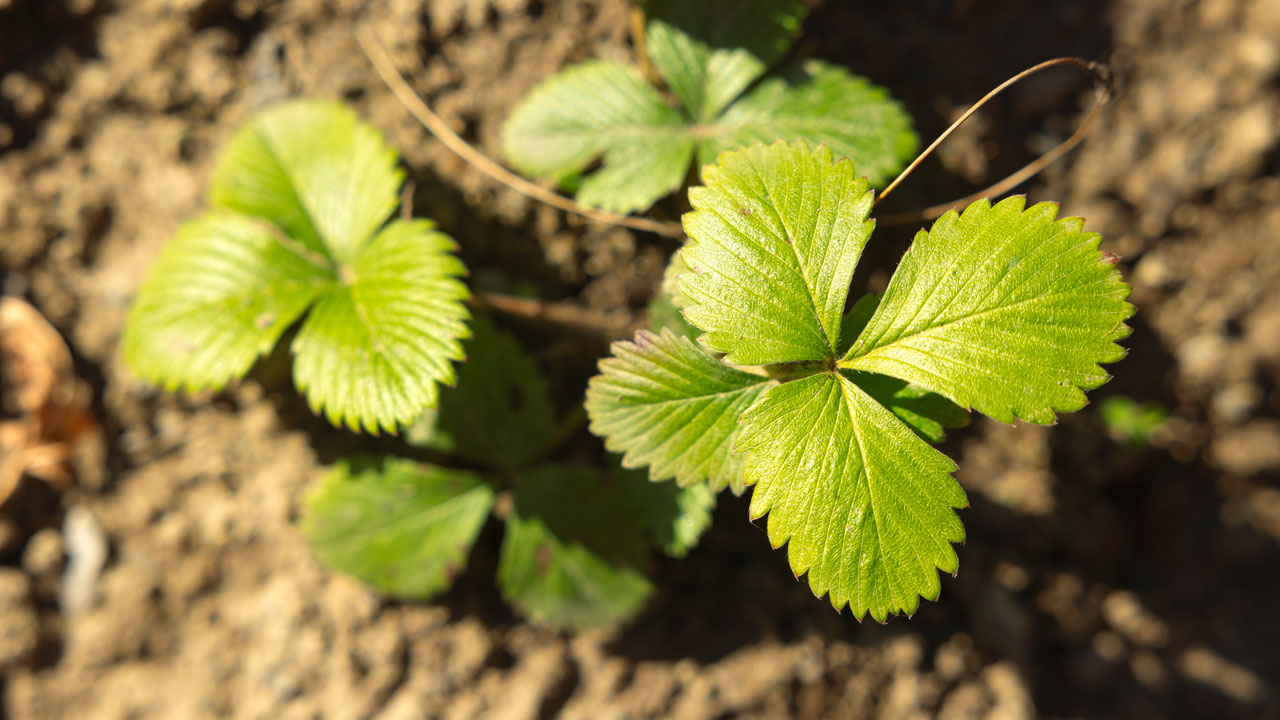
[249,125,341,266]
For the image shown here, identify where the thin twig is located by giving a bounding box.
[356,25,684,238]
[470,291,637,338]
[875,57,1114,225]
[629,3,661,86]
[399,178,415,222]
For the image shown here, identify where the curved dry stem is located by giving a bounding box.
[876,57,1114,225]
[469,291,638,339]
[357,25,685,238]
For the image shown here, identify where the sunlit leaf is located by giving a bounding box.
[679,141,874,365]
[125,100,470,433]
[586,329,769,493]
[737,372,966,621]
[841,197,1134,424]
[123,211,331,391]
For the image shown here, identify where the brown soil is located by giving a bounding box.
[3,0,1279,718]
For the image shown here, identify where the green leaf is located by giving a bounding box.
[698,61,918,186]
[302,457,494,599]
[211,99,402,264]
[501,60,693,216]
[406,315,553,469]
[126,100,470,433]
[292,220,469,433]
[504,20,915,215]
[620,467,717,558]
[1098,395,1168,445]
[680,141,875,365]
[736,372,967,621]
[498,466,653,629]
[122,211,333,392]
[586,329,770,493]
[643,0,808,121]
[841,197,1134,424]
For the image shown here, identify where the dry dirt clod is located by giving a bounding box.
[0,567,39,672]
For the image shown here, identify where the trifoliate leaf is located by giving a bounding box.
[211,99,402,264]
[840,197,1134,424]
[497,466,652,629]
[736,372,967,621]
[843,371,969,444]
[302,457,494,599]
[619,467,717,558]
[406,315,553,469]
[123,211,333,391]
[503,17,915,215]
[292,220,470,433]
[643,0,808,121]
[126,99,472,433]
[680,141,874,365]
[699,60,917,187]
[586,329,770,493]
[501,60,693,216]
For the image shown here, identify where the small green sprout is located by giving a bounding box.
[1099,395,1168,445]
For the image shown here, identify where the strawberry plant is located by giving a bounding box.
[304,316,715,629]
[501,0,916,215]
[586,140,1134,622]
[123,99,469,433]
[123,99,711,629]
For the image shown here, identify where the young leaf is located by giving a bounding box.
[123,211,332,391]
[840,197,1134,424]
[501,60,693,216]
[498,466,652,629]
[585,329,770,493]
[642,0,808,121]
[697,60,918,186]
[125,99,471,433]
[736,372,966,621]
[406,315,554,470]
[679,141,874,365]
[291,220,470,433]
[302,457,494,599]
